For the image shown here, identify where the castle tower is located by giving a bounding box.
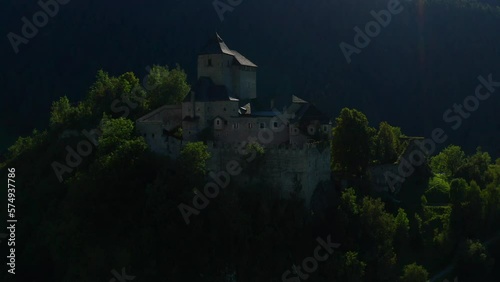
[197,33,257,100]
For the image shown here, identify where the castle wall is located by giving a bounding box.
[205,141,331,207]
[197,54,234,95]
[139,133,331,208]
[182,120,200,142]
[214,116,290,146]
[208,101,239,120]
[232,66,256,100]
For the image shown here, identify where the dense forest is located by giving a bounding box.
[1,65,499,281]
[1,0,500,157]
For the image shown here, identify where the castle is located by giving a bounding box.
[136,34,334,207]
[135,34,425,206]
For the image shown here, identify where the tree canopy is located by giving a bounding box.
[331,108,376,176]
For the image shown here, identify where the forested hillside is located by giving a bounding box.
[1,67,499,281]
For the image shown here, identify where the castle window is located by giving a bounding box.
[152,133,155,138]
[248,123,252,129]
[308,125,315,135]
[259,122,265,129]
[232,123,239,129]
[216,119,220,125]
[197,107,200,112]
[223,107,226,112]
[273,121,278,128]
[208,58,212,66]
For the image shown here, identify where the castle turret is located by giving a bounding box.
[197,33,257,100]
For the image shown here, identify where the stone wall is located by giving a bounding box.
[197,54,234,91]
[155,139,331,207]
[137,115,333,207]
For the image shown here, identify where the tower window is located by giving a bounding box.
[248,123,252,129]
[273,121,278,128]
[208,59,212,66]
[260,122,265,129]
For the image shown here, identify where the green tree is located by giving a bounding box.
[335,187,360,245]
[337,251,366,282]
[374,121,403,164]
[49,96,72,127]
[449,178,469,237]
[400,263,429,282]
[339,187,359,216]
[449,178,468,205]
[458,240,494,279]
[430,145,466,179]
[331,108,376,176]
[395,208,410,242]
[145,65,190,109]
[425,175,451,203]
[179,142,211,177]
[98,116,135,154]
[84,70,145,121]
[456,147,492,187]
[359,197,397,281]
[462,180,484,236]
[482,183,500,233]
[6,129,48,160]
[94,116,148,172]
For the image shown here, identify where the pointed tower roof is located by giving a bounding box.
[199,33,234,55]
